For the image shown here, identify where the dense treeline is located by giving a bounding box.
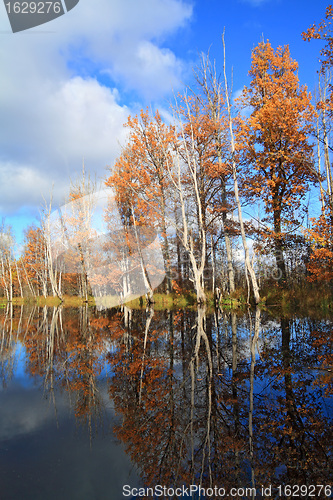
[1,6,333,305]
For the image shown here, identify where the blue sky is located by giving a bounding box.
[0,0,329,247]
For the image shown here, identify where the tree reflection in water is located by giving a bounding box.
[0,304,332,496]
[107,306,333,493]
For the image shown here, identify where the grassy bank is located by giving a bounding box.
[0,295,96,307]
[0,291,244,310]
[1,286,332,314]
[260,285,333,317]
[125,291,247,310]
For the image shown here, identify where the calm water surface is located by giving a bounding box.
[0,305,332,499]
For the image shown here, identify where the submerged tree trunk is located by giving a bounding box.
[139,307,154,404]
[249,308,261,492]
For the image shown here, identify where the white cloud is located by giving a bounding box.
[0,162,70,213]
[70,0,193,97]
[0,0,193,217]
[0,78,130,212]
[47,77,129,163]
[109,40,185,99]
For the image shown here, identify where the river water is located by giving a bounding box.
[0,305,332,499]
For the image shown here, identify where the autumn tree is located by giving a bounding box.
[166,95,213,303]
[303,6,333,283]
[302,5,333,73]
[306,206,333,285]
[41,194,64,301]
[65,168,97,302]
[162,82,239,302]
[0,222,15,302]
[193,53,236,294]
[22,225,48,297]
[306,73,333,286]
[303,5,333,216]
[106,110,175,297]
[174,80,240,298]
[238,41,315,284]
[106,93,237,304]
[220,33,261,303]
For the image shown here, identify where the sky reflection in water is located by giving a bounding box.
[0,305,332,500]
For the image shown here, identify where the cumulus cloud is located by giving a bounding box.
[0,164,51,212]
[0,0,193,216]
[0,77,130,211]
[47,78,129,166]
[50,0,193,97]
[105,40,185,99]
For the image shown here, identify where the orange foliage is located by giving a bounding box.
[302,5,333,71]
[306,209,333,283]
[237,41,315,281]
[238,41,315,219]
[105,109,175,230]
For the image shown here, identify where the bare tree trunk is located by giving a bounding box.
[211,235,216,293]
[42,195,63,301]
[318,70,333,220]
[121,253,132,302]
[8,256,13,302]
[176,102,207,303]
[322,103,333,214]
[15,261,23,299]
[0,224,14,302]
[316,104,326,211]
[131,205,154,304]
[159,184,173,294]
[222,33,261,304]
[164,138,207,303]
[224,224,235,293]
[23,265,36,297]
[0,253,9,301]
[195,53,235,293]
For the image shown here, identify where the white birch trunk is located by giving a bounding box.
[222,33,261,304]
